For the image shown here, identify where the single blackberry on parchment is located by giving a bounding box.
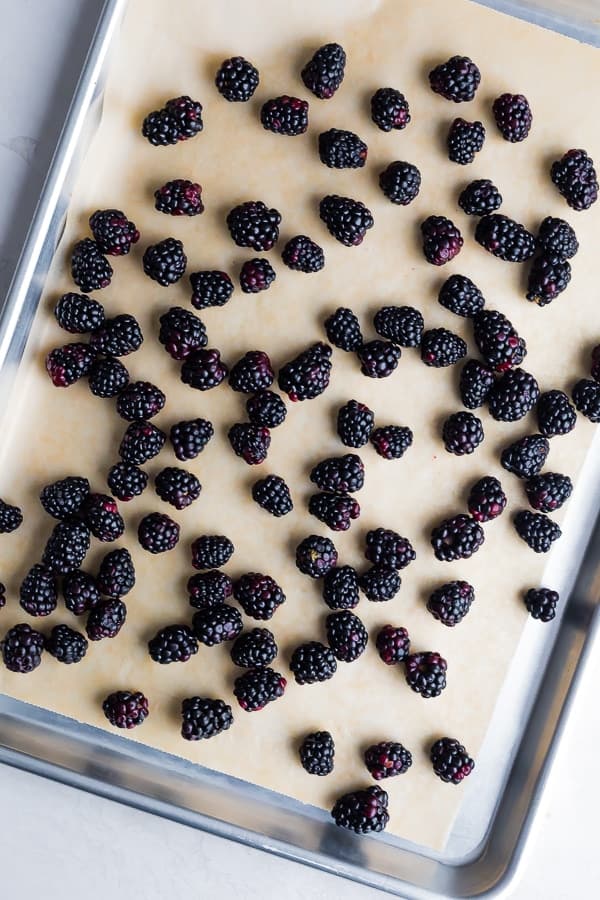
[42,520,90,574]
[290,641,337,684]
[473,310,526,372]
[233,573,285,620]
[438,275,485,318]
[524,587,559,622]
[89,209,139,255]
[331,786,389,834]
[337,400,374,448]
[107,462,147,502]
[572,379,600,423]
[429,55,481,102]
[525,472,572,513]
[71,239,112,292]
[2,623,44,673]
[239,258,276,293]
[430,737,474,784]
[62,569,101,616]
[215,56,259,102]
[230,628,277,668]
[447,118,485,165]
[299,731,335,776]
[431,514,484,562]
[252,475,293,517]
[421,328,466,367]
[46,342,96,387]
[365,528,415,570]
[322,566,360,610]
[537,217,578,261]
[86,598,126,641]
[96,547,135,598]
[364,742,412,780]
[442,411,484,455]
[148,624,198,664]
[226,201,281,251]
[246,391,287,428]
[191,535,234,570]
[154,179,204,216]
[88,357,129,398]
[324,307,363,351]
[467,476,506,522]
[459,359,494,409]
[187,571,233,610]
[90,314,143,357]
[318,129,368,169]
[54,292,105,333]
[82,493,125,542]
[278,342,332,401]
[551,149,598,211]
[46,624,88,664]
[233,667,287,711]
[319,195,374,247]
[40,475,89,520]
[536,390,576,437]
[103,691,149,729]
[501,434,549,479]
[310,454,364,493]
[158,306,207,360]
[308,492,360,532]
[475,214,536,262]
[492,93,532,142]
[526,255,571,306]
[458,179,502,216]
[487,368,539,422]
[370,426,413,460]
[190,270,234,309]
[421,216,463,265]
[326,611,368,662]
[228,351,274,393]
[228,423,271,465]
[143,237,187,286]
[155,467,201,510]
[514,510,562,553]
[281,235,324,273]
[357,340,401,378]
[378,161,421,205]
[295,535,338,579]
[192,604,243,646]
[427,581,474,626]
[375,625,410,665]
[137,512,180,553]
[181,348,228,390]
[19,564,58,617]
[170,418,214,461]
[301,43,346,99]
[116,381,165,421]
[359,566,401,602]
[404,651,447,698]
[373,305,423,346]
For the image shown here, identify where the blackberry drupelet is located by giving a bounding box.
[365,528,416,570]
[2,624,44,673]
[331,786,389,834]
[46,342,96,387]
[536,390,577,437]
[375,625,410,665]
[89,209,139,255]
[0,499,23,533]
[439,275,485,318]
[233,667,287,711]
[429,56,481,102]
[318,129,368,169]
[550,149,598,211]
[359,566,401,601]
[215,56,259,101]
[187,571,233,610]
[42,520,90,574]
[88,357,129,398]
[246,391,287,428]
[326,611,368,662]
[82,493,124,542]
[46,624,88,664]
[500,434,549,479]
[103,691,149,729]
[86,599,126,641]
[19,564,58,617]
[228,423,271,464]
[524,587,559,622]
[142,96,203,145]
[230,628,278,668]
[310,454,364,493]
[190,270,234,309]
[514,510,562,553]
[475,214,536,262]
[154,180,203,216]
[137,512,180,553]
[96,548,135,598]
[116,381,165,421]
[62,569,101,616]
[427,581,474,626]
[421,328,467,367]
[525,472,573,512]
[364,742,412,780]
[226,201,281,251]
[252,475,293,517]
[421,215,463,265]
[319,195,374,247]
[40,475,89,520]
[148,624,198,663]
[155,467,201,510]
[467,475,507,522]
[442,411,484,455]
[473,309,526,372]
[278,341,332,401]
[181,348,228,390]
[324,307,363,351]
[370,425,413,460]
[374,305,423,346]
[371,88,411,131]
[71,239,112,292]
[191,535,234,570]
[281,235,324,273]
[459,359,495,409]
[295,535,338,578]
[299,731,335,776]
[430,737,474,783]
[229,350,274,393]
[322,565,360,610]
[289,641,337,684]
[537,216,578,261]
[572,379,600,423]
[158,306,207,360]
[337,400,374,448]
[487,367,539,421]
[458,179,502,216]
[260,96,308,135]
[233,573,286,620]
[357,340,401,378]
[405,651,447,698]
[378,161,421,205]
[90,314,143,357]
[526,255,571,306]
[107,462,148,501]
[143,237,186,286]
[447,118,485,165]
[431,514,485,562]
[492,93,532,142]
[54,292,104,333]
[239,258,276,293]
[170,418,214,460]
[301,43,346,99]
[192,604,243,646]
[181,697,233,740]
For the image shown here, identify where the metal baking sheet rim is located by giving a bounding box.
[0,1,599,897]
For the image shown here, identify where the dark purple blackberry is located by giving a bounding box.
[230,628,277,668]
[371,88,411,131]
[239,258,276,293]
[501,434,549,479]
[89,209,139,255]
[290,641,337,684]
[107,462,148,501]
[90,314,143,357]
[103,691,149,729]
[138,512,180,554]
[442,411,484,455]
[88,356,129,398]
[331,786,389,834]
[324,307,363,351]
[373,306,423,347]
[46,342,96,387]
[295,535,338,579]
[447,118,485,165]
[143,237,187,286]
[252,475,293,517]
[318,129,367,169]
[475,214,536,262]
[421,328,467,367]
[71,239,112,292]
[158,306,207,360]
[431,514,485,562]
[0,499,23,533]
[439,275,485,318]
[429,56,481,102]
[228,423,271,465]
[54,292,105,333]
[299,731,335,776]
[187,571,233,610]
[40,475,89,520]
[365,742,412,780]
[359,566,401,602]
[488,368,540,422]
[86,599,126,641]
[96,548,135,598]
[246,391,287,428]
[473,309,526,372]
[82,493,124,542]
[322,565,360,610]
[215,56,259,102]
[191,535,234,570]
[421,215,463,265]
[181,348,228,390]
[192,604,243,646]
[537,216,578,261]
[370,425,413,460]
[281,235,324,273]
[427,581,474,626]
[430,737,474,784]
[378,161,421,206]
[405,651,447,698]
[459,359,495,409]
[116,381,165,421]
[278,342,332,401]
[493,93,532,142]
[375,625,410,665]
[141,107,180,146]
[310,454,364,493]
[319,195,374,247]
[142,96,203,145]
[148,624,198,663]
[119,419,166,465]
[190,270,234,309]
[526,255,571,306]
[357,340,401,379]
[45,624,88,664]
[154,180,204,216]
[365,528,415,570]
[234,572,286,621]
[155,467,201,510]
[260,96,309,135]
[524,587,559,622]
[326,610,367,662]
[458,179,502,216]
[229,351,274,393]
[301,42,345,99]
[467,475,507,522]
[170,418,214,460]
[226,201,281,252]
[181,697,233,740]
[2,624,44,673]
[42,520,90,574]
[337,400,374,448]
[514,510,562,553]
[536,390,577,437]
[19,564,57,617]
[573,378,600,423]
[525,472,572,513]
[63,569,101,616]
[233,667,287,711]
[551,149,598,211]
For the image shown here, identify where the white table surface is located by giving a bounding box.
[1,2,598,897]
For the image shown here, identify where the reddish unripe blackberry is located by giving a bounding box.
[228,350,274,393]
[103,691,149,728]
[228,423,271,465]
[301,43,346,99]
[154,180,204,216]
[467,476,507,522]
[364,742,412,780]
[46,342,96,387]
[89,209,139,255]
[430,737,474,783]
[375,625,410,665]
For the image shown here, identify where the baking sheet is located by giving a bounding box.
[0,0,599,852]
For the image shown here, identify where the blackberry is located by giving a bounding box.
[458,179,502,216]
[229,350,274,393]
[2,624,44,673]
[234,573,285,620]
[239,258,276,293]
[526,255,571,306]
[228,423,271,465]
[359,566,401,601]
[421,215,463,265]
[71,239,112,292]
[230,628,277,668]
[473,309,526,373]
[154,179,203,216]
[142,96,203,144]
[371,88,411,131]
[181,348,228,390]
[447,118,485,165]
[550,149,598,211]
[301,43,346,99]
[192,604,243,646]
[148,624,198,663]
[357,340,401,378]
[158,306,207,360]
[233,667,287,711]
[155,467,201,510]
[63,569,101,615]
[378,160,421,206]
[427,581,474,626]
[421,328,467,367]
[337,400,374,447]
[493,93,533,142]
[324,307,363,351]
[181,697,233,740]
[365,528,415,570]
[370,425,413,460]
[260,96,308,136]
[319,195,374,247]
[46,342,96,387]
[19,564,58,617]
[107,462,148,501]
[429,56,481,102]
[54,292,104,333]
[331,786,389,834]
[82,493,125,542]
[488,368,540,422]
[310,454,364,493]
[439,275,485,319]
[295,535,338,578]
[524,587,559,622]
[431,514,485,562]
[322,565,360,610]
[375,625,410,665]
[405,651,447,698]
[90,314,143,357]
[88,357,129,397]
[278,341,332,401]
[170,418,214,460]
[281,235,324,273]
[430,737,474,784]
[45,624,88,664]
[299,731,335,776]
[187,571,233,610]
[537,216,578,261]
[191,535,234,570]
[459,359,495,409]
[252,475,293,517]
[326,611,367,662]
[137,512,180,553]
[0,499,23,533]
[141,108,180,146]
[536,390,577,437]
[190,270,234,309]
[116,381,165,421]
[226,201,281,252]
[89,209,139,255]
[525,472,573,513]
[42,520,90,574]
[442,411,484,455]
[215,56,259,102]
[501,434,549,479]
[40,475,89,520]
[289,641,337,684]
[573,379,600,423]
[467,475,507,522]
[143,237,187,286]
[374,305,423,347]
[475,214,536,262]
[318,129,367,169]
[364,742,412,780]
[514,510,562,553]
[96,547,135,598]
[86,598,126,641]
[246,391,287,428]
[103,691,149,729]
